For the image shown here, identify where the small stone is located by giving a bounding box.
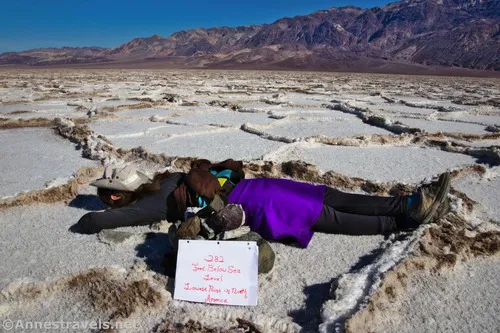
[220,226,251,240]
[164,94,181,103]
[150,115,161,122]
[151,220,173,232]
[464,229,477,238]
[485,125,500,133]
[230,231,275,274]
[131,259,148,272]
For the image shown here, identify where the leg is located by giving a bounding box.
[315,172,453,234]
[323,187,408,216]
[311,204,405,235]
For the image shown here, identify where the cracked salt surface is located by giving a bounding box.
[117,107,176,119]
[369,256,500,333]
[462,138,500,148]
[137,129,285,161]
[0,101,86,119]
[453,173,500,223]
[445,114,500,127]
[319,231,421,333]
[163,233,385,332]
[1,70,499,333]
[0,128,98,198]
[0,204,146,289]
[170,110,277,127]
[260,118,391,139]
[95,99,141,107]
[97,122,228,150]
[0,102,76,114]
[238,101,287,111]
[276,110,360,120]
[366,102,439,116]
[90,119,172,137]
[271,143,478,183]
[284,95,331,107]
[390,117,491,134]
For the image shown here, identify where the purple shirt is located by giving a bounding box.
[228,178,326,248]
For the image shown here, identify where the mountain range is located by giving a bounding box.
[1,0,499,73]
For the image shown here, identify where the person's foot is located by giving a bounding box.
[207,204,245,234]
[409,172,451,224]
[177,216,201,239]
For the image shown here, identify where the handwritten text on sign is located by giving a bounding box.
[174,240,258,306]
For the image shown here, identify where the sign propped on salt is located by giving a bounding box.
[174,240,259,306]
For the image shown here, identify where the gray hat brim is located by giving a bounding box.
[90,171,151,192]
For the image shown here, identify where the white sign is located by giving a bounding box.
[174,240,259,306]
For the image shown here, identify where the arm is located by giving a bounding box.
[73,173,185,234]
[75,205,164,234]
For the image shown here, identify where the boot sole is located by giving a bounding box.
[421,172,451,224]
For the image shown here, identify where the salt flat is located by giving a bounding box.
[257,117,392,139]
[389,117,490,134]
[0,127,98,198]
[150,129,286,161]
[453,172,500,222]
[118,107,176,119]
[368,256,500,333]
[269,143,478,183]
[0,204,142,290]
[0,102,76,114]
[0,69,499,333]
[170,110,277,127]
[90,119,175,137]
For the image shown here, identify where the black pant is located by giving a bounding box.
[311,187,409,235]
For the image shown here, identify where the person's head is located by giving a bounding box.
[96,187,136,208]
[90,165,151,208]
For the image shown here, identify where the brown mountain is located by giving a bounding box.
[0,47,109,66]
[1,0,499,72]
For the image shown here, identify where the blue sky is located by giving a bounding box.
[0,0,393,54]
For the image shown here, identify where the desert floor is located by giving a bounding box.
[0,69,499,333]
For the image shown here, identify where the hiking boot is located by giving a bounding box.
[232,231,275,274]
[435,196,451,220]
[177,216,201,239]
[410,172,451,224]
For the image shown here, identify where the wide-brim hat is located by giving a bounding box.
[90,165,151,192]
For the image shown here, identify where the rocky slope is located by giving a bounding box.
[1,0,499,71]
[0,47,109,66]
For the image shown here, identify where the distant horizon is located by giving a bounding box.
[0,0,394,54]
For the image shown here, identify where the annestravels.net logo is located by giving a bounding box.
[1,318,140,331]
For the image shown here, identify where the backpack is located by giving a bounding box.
[188,159,245,208]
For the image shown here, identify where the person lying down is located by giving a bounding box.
[74,159,451,249]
